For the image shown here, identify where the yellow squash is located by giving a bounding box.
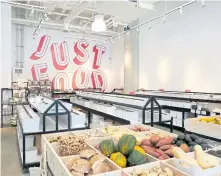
[110,152,127,168]
[134,146,146,155]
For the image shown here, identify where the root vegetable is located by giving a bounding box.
[141,139,152,147]
[158,154,170,160]
[165,149,174,157]
[159,145,174,151]
[141,145,160,158]
[156,137,174,148]
[150,135,161,145]
[155,149,165,155]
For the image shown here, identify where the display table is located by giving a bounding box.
[40,124,221,176]
[185,117,221,142]
[16,96,88,170]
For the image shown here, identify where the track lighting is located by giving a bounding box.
[29,8,34,17]
[149,26,152,30]
[201,0,206,7]
[44,13,49,21]
[180,6,183,15]
[105,0,200,42]
[162,15,166,23]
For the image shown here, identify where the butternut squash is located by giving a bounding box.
[194,145,219,169]
[172,147,199,166]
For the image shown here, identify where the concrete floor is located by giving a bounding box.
[1,127,29,176]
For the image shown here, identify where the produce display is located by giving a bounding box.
[102,126,145,144]
[173,134,211,151]
[172,145,220,169]
[199,116,221,125]
[58,135,86,156]
[98,134,148,168]
[129,125,151,132]
[65,149,111,176]
[138,135,175,160]
[74,130,107,139]
[132,167,181,176]
[43,125,221,176]
[142,130,177,139]
[48,136,61,143]
[207,149,221,158]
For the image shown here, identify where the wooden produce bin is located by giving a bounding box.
[164,155,221,176]
[123,161,191,176]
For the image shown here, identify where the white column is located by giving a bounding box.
[1,1,12,88]
[124,20,139,93]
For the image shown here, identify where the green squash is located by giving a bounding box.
[118,134,136,155]
[128,150,147,166]
[99,139,115,157]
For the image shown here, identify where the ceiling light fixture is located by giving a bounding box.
[180,6,183,15]
[127,31,130,35]
[92,14,106,32]
[29,8,35,17]
[201,0,206,7]
[63,23,70,32]
[44,13,49,21]
[136,26,140,32]
[162,15,166,23]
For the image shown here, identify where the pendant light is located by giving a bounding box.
[92,14,106,32]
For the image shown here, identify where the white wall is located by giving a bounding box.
[139,1,221,92]
[11,26,124,91]
[110,36,124,89]
[1,2,12,88]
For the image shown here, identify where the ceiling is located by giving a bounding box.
[10,0,156,37]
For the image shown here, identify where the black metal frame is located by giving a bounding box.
[17,99,88,170]
[111,88,124,93]
[73,93,174,132]
[107,91,221,131]
[1,85,29,128]
[1,88,13,127]
[51,91,76,98]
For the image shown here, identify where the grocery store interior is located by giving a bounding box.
[1,0,221,176]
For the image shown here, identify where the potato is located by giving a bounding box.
[156,137,174,147]
[165,148,174,157]
[141,145,160,158]
[155,149,165,155]
[149,135,161,145]
[158,154,170,160]
[141,139,152,147]
[159,145,174,151]
[180,144,190,153]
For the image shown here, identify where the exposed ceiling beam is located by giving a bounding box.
[1,1,68,16]
[76,16,91,20]
[63,1,89,24]
[24,0,30,19]
[12,18,117,36]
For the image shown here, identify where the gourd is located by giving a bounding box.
[127,150,147,166]
[194,145,219,169]
[110,152,127,168]
[118,134,136,155]
[99,139,115,157]
[172,147,199,166]
[134,146,146,155]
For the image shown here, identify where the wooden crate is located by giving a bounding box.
[123,161,191,176]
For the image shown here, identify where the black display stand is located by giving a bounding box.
[17,99,88,170]
[73,94,174,132]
